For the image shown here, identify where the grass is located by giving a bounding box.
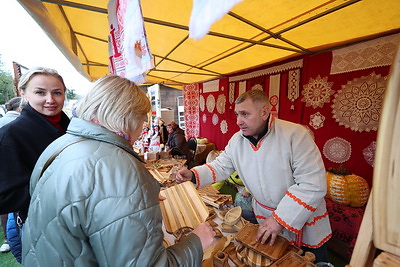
[0,225,20,266]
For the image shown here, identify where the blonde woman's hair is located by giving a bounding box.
[18,67,66,93]
[76,74,151,136]
[206,150,222,164]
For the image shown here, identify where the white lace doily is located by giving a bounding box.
[309,112,325,130]
[332,72,386,132]
[199,95,205,112]
[202,113,207,123]
[212,113,219,125]
[206,94,216,113]
[220,120,228,134]
[301,75,334,108]
[216,94,226,114]
[363,141,376,167]
[323,137,352,163]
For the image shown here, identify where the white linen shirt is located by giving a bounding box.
[192,116,332,248]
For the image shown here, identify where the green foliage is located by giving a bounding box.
[66,88,78,100]
[0,55,17,105]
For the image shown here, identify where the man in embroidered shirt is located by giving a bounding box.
[177,89,332,263]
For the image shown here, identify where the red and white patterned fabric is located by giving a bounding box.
[183,83,200,139]
[108,0,153,83]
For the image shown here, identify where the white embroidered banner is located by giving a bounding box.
[269,74,280,118]
[238,81,246,96]
[287,69,300,110]
[229,59,303,82]
[108,0,153,84]
[330,33,400,74]
[203,79,220,93]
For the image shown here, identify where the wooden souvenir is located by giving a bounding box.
[224,206,242,226]
[270,251,316,267]
[203,235,234,267]
[235,223,289,260]
[213,251,229,267]
[225,243,247,267]
[173,226,193,242]
[159,181,209,233]
[233,217,249,232]
[148,169,168,183]
[213,228,224,238]
[206,218,218,227]
[220,222,237,233]
[245,247,273,267]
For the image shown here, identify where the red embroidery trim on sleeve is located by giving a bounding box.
[192,169,200,188]
[305,211,329,226]
[286,191,316,212]
[205,164,217,183]
[255,214,266,220]
[272,212,300,234]
[299,233,332,248]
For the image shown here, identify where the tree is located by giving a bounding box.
[0,55,16,104]
[66,88,78,100]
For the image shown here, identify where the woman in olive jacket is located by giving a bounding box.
[22,75,215,267]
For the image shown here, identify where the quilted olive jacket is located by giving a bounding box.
[22,118,203,266]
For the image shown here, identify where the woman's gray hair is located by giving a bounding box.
[18,67,66,92]
[76,74,151,136]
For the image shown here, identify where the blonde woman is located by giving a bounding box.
[22,75,215,266]
[0,67,70,262]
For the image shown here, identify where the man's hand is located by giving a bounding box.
[256,215,283,246]
[176,168,193,183]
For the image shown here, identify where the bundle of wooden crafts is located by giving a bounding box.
[222,224,316,267]
[197,185,233,208]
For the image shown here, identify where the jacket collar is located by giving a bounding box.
[66,118,144,163]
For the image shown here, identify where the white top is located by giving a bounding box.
[192,116,332,248]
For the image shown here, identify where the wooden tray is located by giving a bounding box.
[160,181,209,233]
[245,246,273,267]
[235,223,289,260]
[270,251,316,267]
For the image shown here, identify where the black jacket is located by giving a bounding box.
[167,127,192,162]
[0,104,70,217]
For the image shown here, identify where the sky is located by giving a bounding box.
[0,0,93,96]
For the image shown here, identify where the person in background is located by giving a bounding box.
[0,96,26,254]
[0,97,25,127]
[177,89,332,264]
[0,67,70,262]
[154,116,169,144]
[22,74,215,266]
[166,121,192,162]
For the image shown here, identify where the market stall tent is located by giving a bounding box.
[17,0,400,89]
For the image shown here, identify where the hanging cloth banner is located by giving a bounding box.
[269,74,281,118]
[287,69,300,110]
[108,0,154,84]
[189,0,244,40]
[238,81,247,96]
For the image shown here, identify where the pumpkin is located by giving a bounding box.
[326,166,370,207]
